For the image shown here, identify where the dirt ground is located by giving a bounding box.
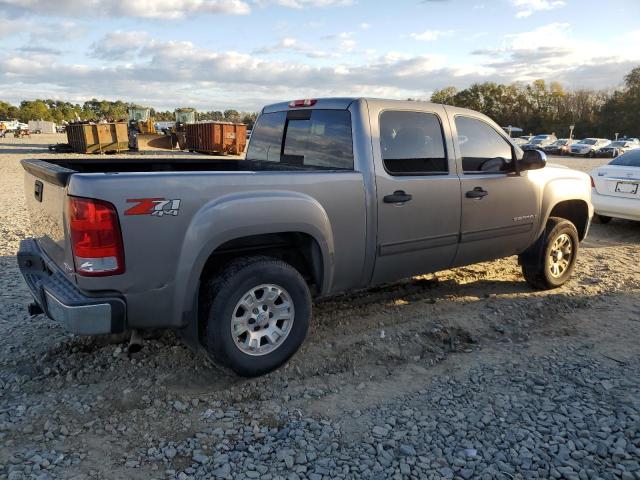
[1,134,639,480]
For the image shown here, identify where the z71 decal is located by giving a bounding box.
[125,198,181,217]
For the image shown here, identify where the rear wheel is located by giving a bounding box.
[203,257,311,377]
[519,217,579,290]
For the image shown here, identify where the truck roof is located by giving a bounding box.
[261,97,486,118]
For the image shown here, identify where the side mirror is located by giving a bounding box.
[520,149,546,171]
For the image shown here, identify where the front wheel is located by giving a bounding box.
[519,217,579,290]
[203,257,311,377]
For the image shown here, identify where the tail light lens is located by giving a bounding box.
[590,176,595,188]
[68,196,125,276]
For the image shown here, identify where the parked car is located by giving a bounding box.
[543,138,577,156]
[18,98,593,377]
[570,138,611,157]
[513,135,533,146]
[590,149,640,223]
[522,134,557,150]
[595,139,640,157]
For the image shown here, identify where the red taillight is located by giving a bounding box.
[288,99,317,108]
[68,196,125,276]
[590,176,595,188]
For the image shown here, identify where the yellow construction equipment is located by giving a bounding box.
[128,106,171,150]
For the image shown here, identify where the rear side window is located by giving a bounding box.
[246,110,353,170]
[380,111,447,174]
[610,150,640,167]
[455,116,513,173]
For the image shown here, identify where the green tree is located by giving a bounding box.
[430,86,458,105]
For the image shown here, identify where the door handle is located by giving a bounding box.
[383,190,412,204]
[466,187,488,199]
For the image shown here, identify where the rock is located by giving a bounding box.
[399,444,416,456]
[372,426,389,437]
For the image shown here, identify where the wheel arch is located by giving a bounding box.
[172,191,334,337]
[547,199,590,240]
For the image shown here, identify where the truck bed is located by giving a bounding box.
[22,157,336,187]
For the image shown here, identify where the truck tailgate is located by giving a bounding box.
[21,159,74,272]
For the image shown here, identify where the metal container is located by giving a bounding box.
[28,120,57,134]
[185,122,247,155]
[66,123,129,154]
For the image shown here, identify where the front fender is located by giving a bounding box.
[536,173,593,240]
[173,190,335,326]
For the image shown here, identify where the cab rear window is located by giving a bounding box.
[246,110,354,170]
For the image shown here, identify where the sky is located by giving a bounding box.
[0,0,639,112]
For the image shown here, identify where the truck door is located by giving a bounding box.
[448,113,539,267]
[371,106,461,285]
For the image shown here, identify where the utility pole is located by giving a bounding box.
[569,125,575,141]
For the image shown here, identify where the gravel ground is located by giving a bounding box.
[1,135,639,480]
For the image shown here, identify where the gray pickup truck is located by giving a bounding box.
[18,98,593,376]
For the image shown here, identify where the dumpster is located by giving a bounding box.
[185,122,247,155]
[66,122,129,154]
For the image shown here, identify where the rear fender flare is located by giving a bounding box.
[173,191,334,326]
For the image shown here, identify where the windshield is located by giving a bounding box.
[578,139,597,145]
[609,141,627,147]
[610,150,640,167]
[553,140,568,146]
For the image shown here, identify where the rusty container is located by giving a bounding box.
[185,122,247,155]
[66,122,129,154]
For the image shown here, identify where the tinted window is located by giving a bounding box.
[455,116,513,173]
[283,110,353,169]
[610,150,640,167]
[246,110,353,170]
[380,111,447,174]
[246,111,286,162]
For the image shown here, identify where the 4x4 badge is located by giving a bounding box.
[125,198,181,217]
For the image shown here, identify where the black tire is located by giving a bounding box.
[519,217,579,290]
[203,257,311,377]
[595,214,612,224]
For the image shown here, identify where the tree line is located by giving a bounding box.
[429,66,640,139]
[0,99,258,128]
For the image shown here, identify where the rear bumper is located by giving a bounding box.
[592,190,640,221]
[17,238,126,335]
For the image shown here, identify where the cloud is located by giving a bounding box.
[468,22,640,87]
[252,36,339,59]
[323,31,356,52]
[0,40,490,110]
[410,30,454,41]
[254,0,353,7]
[253,37,304,54]
[89,31,152,60]
[16,45,63,55]
[0,23,637,112]
[511,0,566,18]
[0,0,251,19]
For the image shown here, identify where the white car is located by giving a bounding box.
[571,138,611,157]
[590,149,640,223]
